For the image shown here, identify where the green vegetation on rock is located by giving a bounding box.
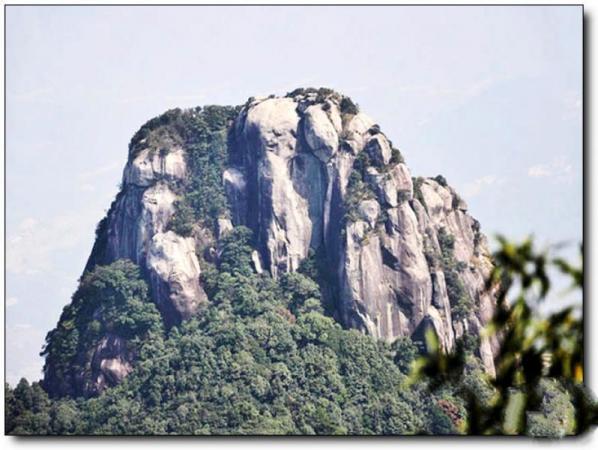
[129,105,240,235]
[8,226,429,435]
[437,227,474,320]
[40,260,163,398]
[10,230,592,436]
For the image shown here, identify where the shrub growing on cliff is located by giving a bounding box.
[392,337,418,375]
[340,97,359,115]
[412,177,427,210]
[437,227,474,321]
[344,153,377,223]
[181,107,237,233]
[129,105,239,235]
[434,175,448,187]
[168,198,195,236]
[390,148,405,165]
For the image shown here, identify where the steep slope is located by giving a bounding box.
[42,88,497,397]
[227,89,497,371]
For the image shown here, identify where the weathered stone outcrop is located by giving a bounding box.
[226,90,497,374]
[60,140,209,396]
[232,96,326,277]
[48,88,498,397]
[88,145,206,325]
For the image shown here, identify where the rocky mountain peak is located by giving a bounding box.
[43,88,498,397]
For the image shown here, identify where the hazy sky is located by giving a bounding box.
[5,5,582,385]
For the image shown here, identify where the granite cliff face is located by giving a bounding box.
[43,88,497,397]
[227,90,497,371]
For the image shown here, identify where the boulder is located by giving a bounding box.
[304,104,339,162]
[124,146,186,187]
[147,231,205,322]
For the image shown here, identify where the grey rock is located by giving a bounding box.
[223,167,247,225]
[86,334,133,396]
[124,146,186,187]
[226,92,497,374]
[342,113,375,154]
[366,163,413,207]
[147,231,205,322]
[251,250,264,274]
[233,97,323,278]
[100,149,207,325]
[358,199,380,227]
[217,218,233,238]
[392,163,413,199]
[304,104,339,162]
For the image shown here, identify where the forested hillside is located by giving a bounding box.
[6,230,584,435]
[5,89,593,436]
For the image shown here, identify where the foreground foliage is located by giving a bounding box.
[412,237,594,436]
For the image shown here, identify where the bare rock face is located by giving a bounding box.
[343,113,375,154]
[124,146,187,187]
[303,104,339,162]
[147,231,205,321]
[226,90,497,374]
[223,167,247,225]
[87,335,133,396]
[234,97,323,277]
[88,142,206,324]
[365,134,392,166]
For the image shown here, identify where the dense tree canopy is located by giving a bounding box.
[8,230,594,436]
[7,227,426,435]
[40,260,163,398]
